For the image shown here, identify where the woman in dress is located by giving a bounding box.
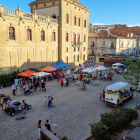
[17,85,21,96]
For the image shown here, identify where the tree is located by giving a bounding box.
[123,58,140,111]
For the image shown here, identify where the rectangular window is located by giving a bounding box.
[66,57,68,64]
[73,55,75,63]
[110,49,113,54]
[111,41,114,48]
[101,49,104,54]
[74,34,76,45]
[84,35,86,42]
[84,47,85,51]
[52,32,55,41]
[84,20,86,27]
[27,29,32,41]
[83,54,85,61]
[121,41,123,48]
[91,41,94,47]
[41,30,45,41]
[78,18,80,26]
[132,41,134,47]
[66,14,69,24]
[74,47,76,52]
[78,47,79,51]
[99,58,104,62]
[9,27,15,40]
[78,34,80,45]
[66,47,68,53]
[77,55,79,62]
[66,33,68,42]
[102,41,105,47]
[74,17,76,25]
[127,41,130,47]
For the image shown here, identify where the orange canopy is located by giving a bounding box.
[17,70,38,77]
[39,66,57,72]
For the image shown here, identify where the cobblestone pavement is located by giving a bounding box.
[0,74,140,140]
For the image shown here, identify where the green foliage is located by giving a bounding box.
[123,58,140,88]
[90,122,110,140]
[29,68,39,72]
[59,136,69,140]
[90,108,138,139]
[100,107,138,134]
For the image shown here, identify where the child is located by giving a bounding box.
[99,93,102,101]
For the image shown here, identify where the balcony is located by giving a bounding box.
[101,45,106,48]
[71,42,83,46]
[111,45,115,48]
[91,45,94,47]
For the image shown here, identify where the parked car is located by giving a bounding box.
[0,93,11,104]
[4,100,32,116]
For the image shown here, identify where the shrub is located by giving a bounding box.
[59,136,69,140]
[90,122,111,140]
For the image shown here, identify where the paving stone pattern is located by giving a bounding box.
[0,74,140,140]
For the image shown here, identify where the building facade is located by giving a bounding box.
[88,31,136,64]
[0,4,58,74]
[29,0,90,67]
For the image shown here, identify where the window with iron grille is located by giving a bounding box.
[84,35,86,42]
[41,30,45,41]
[66,14,69,24]
[9,27,15,40]
[84,20,86,27]
[27,29,32,41]
[78,18,80,26]
[74,16,76,25]
[52,32,55,41]
[66,33,68,42]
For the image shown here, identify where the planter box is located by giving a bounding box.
[5,82,13,87]
[0,84,4,88]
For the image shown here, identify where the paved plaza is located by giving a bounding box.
[0,74,140,140]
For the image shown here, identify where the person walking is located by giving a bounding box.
[22,100,27,114]
[17,85,21,96]
[12,83,16,95]
[99,93,102,101]
[103,89,105,101]
[60,79,64,87]
[36,120,42,140]
[48,96,51,110]
[0,97,3,110]
[45,120,53,133]
[57,74,60,82]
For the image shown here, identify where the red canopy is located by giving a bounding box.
[17,70,38,78]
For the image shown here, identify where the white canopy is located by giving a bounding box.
[113,62,124,66]
[33,71,51,77]
[94,66,108,71]
[82,68,96,73]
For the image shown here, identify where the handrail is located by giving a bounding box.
[23,12,33,18]
[4,7,16,15]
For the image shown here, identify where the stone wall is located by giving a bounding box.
[0,5,58,74]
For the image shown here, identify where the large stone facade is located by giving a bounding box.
[29,0,90,67]
[0,5,58,74]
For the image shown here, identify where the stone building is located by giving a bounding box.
[0,4,58,74]
[29,0,90,67]
[88,31,136,64]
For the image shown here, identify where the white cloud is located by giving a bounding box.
[127,24,140,27]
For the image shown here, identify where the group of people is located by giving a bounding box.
[12,77,46,96]
[44,94,54,110]
[37,119,56,140]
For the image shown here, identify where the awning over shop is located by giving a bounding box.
[17,70,38,77]
[39,66,57,72]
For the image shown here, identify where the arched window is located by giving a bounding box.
[27,29,32,41]
[41,30,45,41]
[52,15,56,19]
[66,14,69,24]
[9,27,15,40]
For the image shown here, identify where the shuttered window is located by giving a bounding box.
[52,32,55,41]
[27,29,32,41]
[9,27,15,40]
[41,30,45,41]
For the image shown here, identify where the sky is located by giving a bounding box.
[0,0,140,27]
